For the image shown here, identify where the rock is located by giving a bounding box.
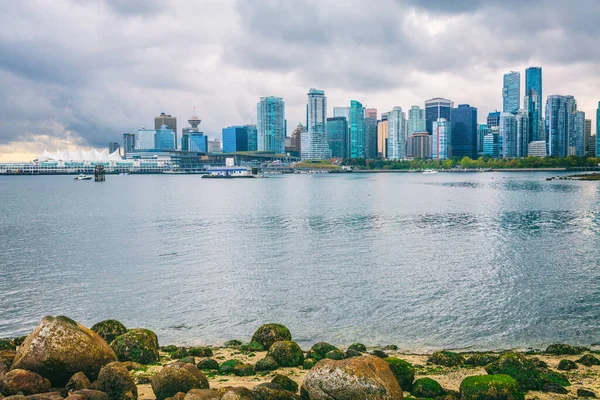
[169,393,186,400]
[4,396,27,400]
[464,353,499,367]
[0,351,16,368]
[182,390,220,400]
[233,364,255,377]
[120,362,144,372]
[267,341,303,368]
[0,361,8,377]
[541,382,568,394]
[109,329,159,364]
[0,369,51,396]
[302,359,316,370]
[271,375,297,393]
[427,351,465,367]
[11,316,118,386]
[151,363,209,400]
[251,325,292,350]
[345,349,362,358]
[26,392,64,400]
[90,321,128,345]
[485,352,542,391]
[68,390,109,400]
[382,345,398,351]
[255,357,278,372]
[220,387,255,400]
[545,344,587,355]
[65,372,90,392]
[187,348,213,358]
[528,357,547,369]
[557,359,578,371]
[324,350,345,360]
[224,340,242,349]
[578,388,597,398]
[0,341,13,351]
[93,362,137,400]
[301,355,402,400]
[161,346,178,353]
[11,338,26,349]
[253,383,299,400]
[219,360,242,375]
[306,343,338,361]
[370,350,388,359]
[539,369,569,387]
[459,374,523,400]
[240,342,264,353]
[179,357,195,365]
[577,354,600,366]
[347,343,366,353]
[412,377,444,398]
[384,358,414,392]
[196,359,219,371]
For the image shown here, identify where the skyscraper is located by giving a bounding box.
[408,133,432,159]
[155,112,177,149]
[408,105,426,135]
[290,123,305,157]
[597,103,600,157]
[503,71,520,114]
[302,88,331,160]
[525,67,543,143]
[154,124,176,150]
[333,107,350,121]
[182,112,203,152]
[450,104,477,159]
[349,100,365,158]
[365,108,377,120]
[546,95,577,157]
[516,110,529,157]
[327,117,348,159]
[477,124,489,156]
[188,133,208,152]
[500,112,518,158]
[584,119,594,157]
[222,126,249,153]
[136,127,156,150]
[246,125,258,151]
[257,96,285,153]
[377,114,389,158]
[122,133,135,155]
[425,98,453,134]
[487,111,501,128]
[432,118,450,160]
[387,107,406,160]
[364,117,378,159]
[571,111,585,157]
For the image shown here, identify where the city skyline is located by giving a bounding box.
[2,0,600,161]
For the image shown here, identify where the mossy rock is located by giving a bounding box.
[90,321,128,345]
[110,328,159,364]
[325,350,345,360]
[251,324,292,350]
[346,349,362,358]
[219,359,242,375]
[66,372,91,392]
[267,341,304,367]
[302,358,317,370]
[94,361,138,400]
[428,351,465,367]
[224,340,242,349]
[70,389,110,400]
[0,369,51,396]
[151,363,208,400]
[412,377,444,398]
[197,358,219,371]
[347,343,367,353]
[179,356,195,364]
[371,350,388,359]
[545,344,587,355]
[171,349,189,359]
[577,388,597,397]
[384,357,415,392]
[541,382,568,394]
[220,387,254,400]
[485,353,542,391]
[539,370,569,387]
[306,342,338,361]
[557,359,578,371]
[255,356,278,371]
[233,363,255,377]
[459,374,524,400]
[253,382,300,400]
[240,342,264,352]
[187,347,213,357]
[271,374,298,393]
[161,345,178,353]
[465,353,499,367]
[0,339,15,351]
[383,345,398,351]
[528,357,547,369]
[577,354,600,366]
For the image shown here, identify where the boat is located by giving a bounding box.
[422,169,439,175]
[201,167,257,179]
[74,174,93,180]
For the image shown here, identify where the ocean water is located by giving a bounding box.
[1,172,599,351]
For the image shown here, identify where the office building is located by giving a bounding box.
[597,102,600,157]
[516,110,529,157]
[365,108,377,120]
[525,67,544,142]
[571,111,585,157]
[327,117,348,158]
[181,112,203,152]
[408,132,432,159]
[154,124,176,150]
[302,88,331,160]
[257,96,285,153]
[425,98,453,134]
[408,105,426,135]
[123,133,136,155]
[483,130,501,158]
[487,111,501,128]
[333,107,350,121]
[387,107,406,160]
[108,142,120,154]
[503,71,520,114]
[188,133,208,152]
[528,141,547,157]
[289,123,305,157]
[546,95,577,157]
[432,118,450,160]
[477,124,489,156]
[349,100,365,158]
[450,104,477,159]
[136,127,156,150]
[208,139,221,153]
[500,112,517,158]
[377,116,389,158]
[155,112,177,149]
[365,117,378,159]
[584,119,594,157]
[246,125,258,151]
[222,126,249,153]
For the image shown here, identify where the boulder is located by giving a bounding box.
[412,377,444,398]
[306,343,338,361]
[485,352,542,391]
[179,357,195,365]
[68,390,109,400]
[255,357,278,372]
[0,370,51,396]
[65,372,91,392]
[464,353,499,367]
[539,370,569,387]
[11,316,118,386]
[384,358,414,392]
[545,344,587,355]
[301,355,402,400]
[271,374,298,393]
[93,362,137,400]
[224,340,242,349]
[324,350,345,360]
[427,351,465,367]
[383,345,398,351]
[0,351,16,368]
[232,364,255,377]
[345,349,362,358]
[251,325,291,350]
[0,360,8,377]
[151,363,209,400]
[220,387,255,400]
[90,321,128,345]
[4,395,27,400]
[110,329,158,364]
[186,348,213,358]
[557,359,578,371]
[0,341,13,351]
[240,342,264,353]
[370,350,388,359]
[196,359,219,371]
[267,341,303,367]
[459,374,523,400]
[578,388,597,398]
[347,343,366,353]
[120,362,144,372]
[26,392,64,400]
[253,383,299,400]
[219,360,242,375]
[182,390,220,400]
[302,359,316,370]
[541,382,568,394]
[577,354,600,367]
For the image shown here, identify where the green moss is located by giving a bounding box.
[224,340,242,348]
[56,316,78,326]
[384,357,415,392]
[267,341,304,367]
[91,320,128,344]
[412,377,444,398]
[0,339,14,350]
[371,350,388,359]
[302,358,317,370]
[196,358,219,371]
[383,345,398,351]
[240,341,265,352]
[465,353,499,367]
[428,351,466,367]
[557,359,578,371]
[459,374,524,400]
[271,374,298,393]
[577,354,600,366]
[219,359,242,375]
[346,349,362,358]
[255,356,279,371]
[306,342,339,361]
[545,344,588,355]
[325,350,345,360]
[347,343,367,353]
[251,324,292,350]
[161,345,178,353]
[110,328,159,364]
[233,363,256,377]
[187,347,213,357]
[485,353,542,391]
[539,370,570,387]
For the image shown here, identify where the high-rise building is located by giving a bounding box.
[349,100,365,158]
[450,104,477,159]
[597,102,600,157]
[123,133,135,155]
[245,125,257,151]
[208,139,221,153]
[477,124,489,156]
[387,107,406,160]
[408,105,426,136]
[257,96,285,153]
[377,118,389,159]
[407,132,432,159]
[188,133,208,152]
[487,111,501,128]
[500,112,518,158]
[432,118,450,160]
[528,141,546,157]
[503,71,520,114]
[525,67,544,143]
[289,123,305,157]
[327,117,348,159]
[546,95,577,157]
[222,126,249,153]
[571,111,585,157]
[425,98,453,134]
[182,112,203,152]
[155,112,177,149]
[584,119,594,157]
[136,127,156,150]
[516,110,529,157]
[302,88,331,160]
[365,108,377,120]
[154,124,176,150]
[364,117,378,159]
[483,130,501,158]
[333,107,350,121]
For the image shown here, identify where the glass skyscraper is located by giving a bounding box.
[477,124,489,156]
[364,117,378,159]
[387,107,406,160]
[525,67,543,143]
[136,128,156,150]
[257,96,285,153]
[222,126,249,153]
[245,125,258,151]
[500,113,517,158]
[349,100,365,158]
[432,118,450,160]
[123,133,136,155]
[572,111,585,157]
[155,113,177,150]
[326,117,348,158]
[188,133,208,152]
[408,105,426,135]
[546,95,577,157]
[450,104,477,159]
[503,71,520,114]
[516,110,529,157]
[425,98,452,134]
[154,125,176,150]
[302,88,331,160]
[487,111,500,128]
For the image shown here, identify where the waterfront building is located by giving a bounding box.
[528,141,547,157]
[425,98,453,134]
[188,133,208,152]
[136,128,156,150]
[525,67,544,142]
[432,118,450,160]
[302,88,331,160]
[123,133,136,155]
[365,108,377,120]
[503,71,520,114]
[450,104,477,159]
[155,112,177,149]
[408,132,432,159]
[365,117,378,159]
[487,111,501,128]
[546,95,577,157]
[571,111,585,157]
[327,117,348,158]
[246,125,258,151]
[377,117,388,158]
[349,100,365,158]
[500,112,517,158]
[387,107,406,160]
[584,119,594,157]
[257,96,285,153]
[108,142,120,155]
[516,110,529,157]
[477,124,489,156]
[408,105,426,135]
[222,126,249,153]
[208,139,221,153]
[483,130,501,158]
[155,124,176,150]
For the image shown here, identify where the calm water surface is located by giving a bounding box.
[1,172,599,351]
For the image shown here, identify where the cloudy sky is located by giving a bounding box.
[1,0,599,161]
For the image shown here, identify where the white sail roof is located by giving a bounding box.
[37,148,122,162]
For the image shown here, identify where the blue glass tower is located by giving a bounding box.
[425,98,452,134]
[503,71,520,114]
[189,133,208,152]
[450,104,478,159]
[546,95,577,157]
[525,67,543,142]
[326,117,348,158]
[246,125,257,151]
[349,100,365,158]
[257,97,285,153]
[222,126,249,153]
[154,124,175,150]
[597,102,600,157]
